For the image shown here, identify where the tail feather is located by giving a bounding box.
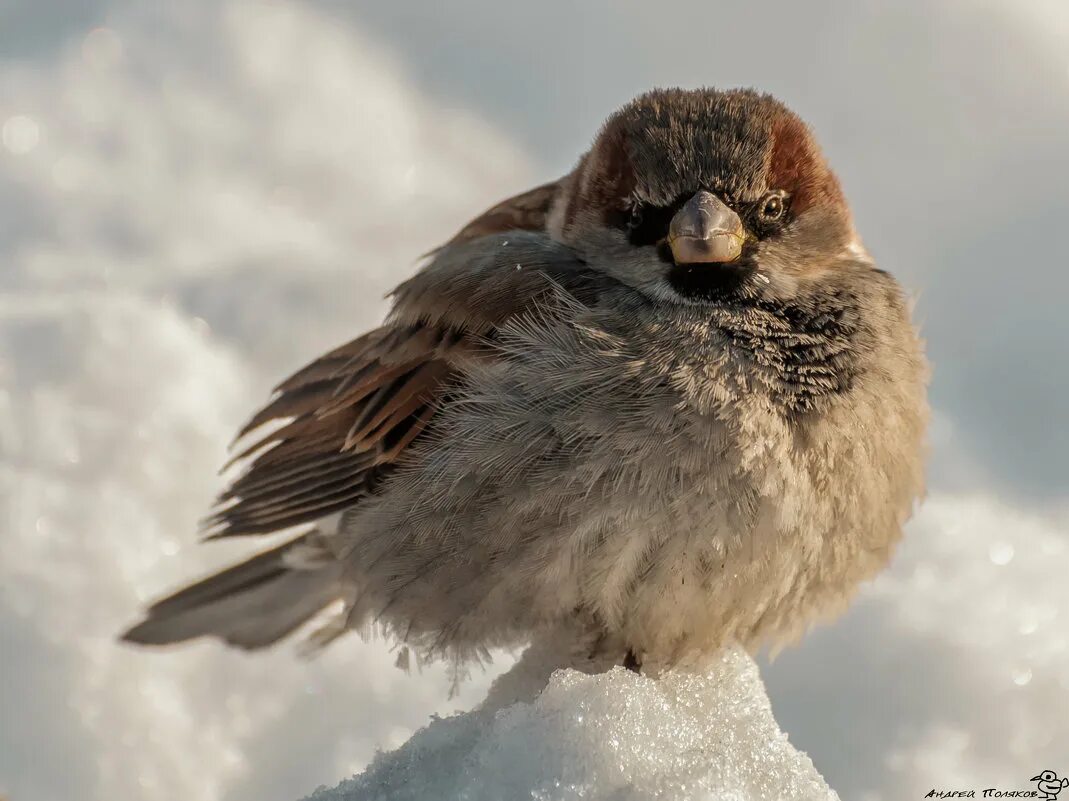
[122,534,343,650]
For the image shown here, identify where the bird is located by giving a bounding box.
[1033,771,1069,801]
[123,87,928,674]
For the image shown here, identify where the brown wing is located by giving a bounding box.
[124,190,613,650]
[440,180,559,249]
[204,180,580,542]
[203,323,475,538]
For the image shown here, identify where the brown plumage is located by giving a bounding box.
[124,88,928,673]
[204,325,468,539]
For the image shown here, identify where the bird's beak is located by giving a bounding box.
[668,190,744,265]
[1032,775,1043,781]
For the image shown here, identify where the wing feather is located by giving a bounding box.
[204,188,615,545]
[206,323,465,538]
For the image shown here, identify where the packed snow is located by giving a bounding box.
[303,648,838,801]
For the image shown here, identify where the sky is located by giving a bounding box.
[1,1,1067,800]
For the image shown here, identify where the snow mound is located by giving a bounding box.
[303,647,838,801]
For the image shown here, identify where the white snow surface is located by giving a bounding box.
[303,648,838,801]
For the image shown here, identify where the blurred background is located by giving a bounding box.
[2,1,1068,799]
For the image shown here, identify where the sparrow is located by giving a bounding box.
[124,88,928,673]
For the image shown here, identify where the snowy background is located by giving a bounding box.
[2,2,1068,800]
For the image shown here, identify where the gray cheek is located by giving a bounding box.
[559,216,629,255]
[561,224,685,305]
[777,210,853,262]
[594,253,683,304]
[745,245,804,300]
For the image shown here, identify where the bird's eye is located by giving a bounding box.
[624,201,678,246]
[759,192,787,221]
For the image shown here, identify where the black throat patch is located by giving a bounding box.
[712,292,861,414]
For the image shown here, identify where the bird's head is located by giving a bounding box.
[550,88,858,306]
